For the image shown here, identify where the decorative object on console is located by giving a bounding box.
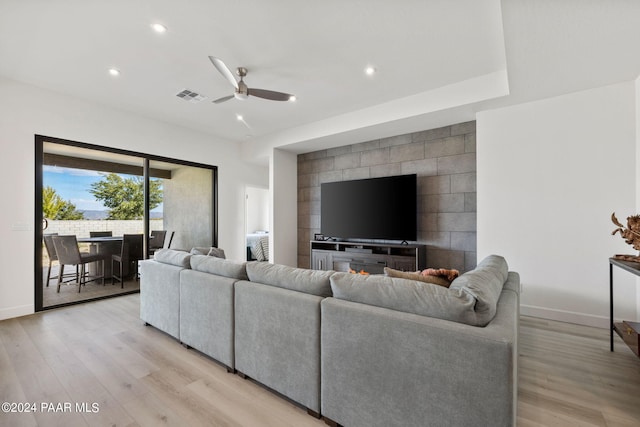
[611,212,640,261]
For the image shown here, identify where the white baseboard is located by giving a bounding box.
[521,304,609,329]
[0,304,34,321]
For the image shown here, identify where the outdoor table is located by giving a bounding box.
[77,236,123,278]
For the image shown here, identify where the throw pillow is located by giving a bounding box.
[422,268,460,282]
[190,247,209,255]
[251,236,269,261]
[207,247,226,259]
[384,267,451,287]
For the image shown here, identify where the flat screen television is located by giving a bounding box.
[320,174,417,241]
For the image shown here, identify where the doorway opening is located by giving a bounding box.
[245,186,269,261]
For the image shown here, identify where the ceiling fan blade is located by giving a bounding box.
[208,56,239,90]
[248,88,293,101]
[213,94,235,104]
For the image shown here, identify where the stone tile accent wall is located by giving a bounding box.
[297,121,476,272]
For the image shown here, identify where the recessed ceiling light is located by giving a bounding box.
[108,68,120,77]
[236,114,244,121]
[365,66,376,76]
[288,95,297,102]
[151,23,167,33]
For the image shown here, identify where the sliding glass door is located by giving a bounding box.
[35,135,217,310]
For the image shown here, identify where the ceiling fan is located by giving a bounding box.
[208,56,294,104]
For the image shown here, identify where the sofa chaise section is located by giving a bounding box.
[234,262,334,416]
[179,255,248,371]
[321,255,520,427]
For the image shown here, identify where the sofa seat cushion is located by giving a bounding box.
[330,255,509,327]
[246,262,333,297]
[190,254,248,280]
[153,248,192,269]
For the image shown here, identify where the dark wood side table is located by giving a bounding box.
[609,258,640,358]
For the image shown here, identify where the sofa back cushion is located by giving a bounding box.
[330,255,508,326]
[153,248,192,269]
[246,262,333,297]
[190,254,248,280]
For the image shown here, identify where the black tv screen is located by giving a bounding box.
[321,174,417,241]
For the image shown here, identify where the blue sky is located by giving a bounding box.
[44,166,106,210]
[43,166,162,212]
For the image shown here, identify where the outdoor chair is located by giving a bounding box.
[52,235,105,293]
[43,233,77,287]
[148,230,167,256]
[112,234,144,288]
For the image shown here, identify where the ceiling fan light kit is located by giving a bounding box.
[208,56,294,104]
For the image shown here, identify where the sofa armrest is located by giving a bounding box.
[139,259,182,339]
[321,289,518,427]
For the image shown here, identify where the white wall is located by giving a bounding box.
[0,77,268,320]
[269,148,297,266]
[477,81,638,327]
[245,186,269,233]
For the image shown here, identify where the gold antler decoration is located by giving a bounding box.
[611,212,640,261]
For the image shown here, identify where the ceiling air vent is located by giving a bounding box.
[176,89,206,103]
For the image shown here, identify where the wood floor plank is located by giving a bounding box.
[120,391,187,427]
[140,369,239,427]
[517,317,640,427]
[0,318,88,427]
[64,336,152,407]
[0,334,37,427]
[2,294,640,427]
[43,350,135,427]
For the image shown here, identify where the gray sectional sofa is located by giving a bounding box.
[140,249,519,427]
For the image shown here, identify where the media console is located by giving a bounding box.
[310,240,426,273]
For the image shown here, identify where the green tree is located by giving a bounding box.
[89,173,163,220]
[42,186,85,220]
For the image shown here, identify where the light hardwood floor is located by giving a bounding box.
[0,295,639,427]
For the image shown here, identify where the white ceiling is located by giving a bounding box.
[2,0,640,157]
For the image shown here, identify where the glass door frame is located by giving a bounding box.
[34,134,218,311]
